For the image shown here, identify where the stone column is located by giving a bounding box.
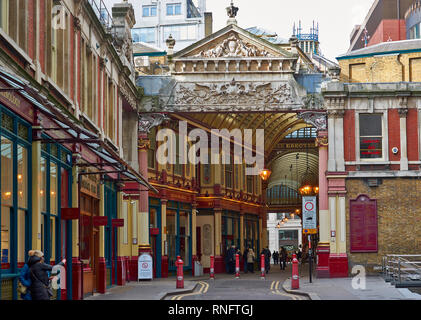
[316,130,330,278]
[160,198,168,278]
[137,133,151,255]
[214,206,224,273]
[399,108,408,171]
[240,212,245,253]
[191,202,197,276]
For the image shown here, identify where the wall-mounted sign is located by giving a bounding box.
[350,195,378,252]
[61,208,80,220]
[93,216,108,227]
[112,219,124,227]
[150,228,159,235]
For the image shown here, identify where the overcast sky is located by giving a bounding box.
[105,0,376,61]
[205,0,376,60]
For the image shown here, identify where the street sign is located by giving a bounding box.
[303,229,317,234]
[138,253,153,280]
[302,196,317,231]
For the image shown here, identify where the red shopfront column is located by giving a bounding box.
[316,130,330,278]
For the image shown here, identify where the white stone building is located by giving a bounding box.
[267,212,302,261]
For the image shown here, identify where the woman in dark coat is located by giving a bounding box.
[28,251,65,300]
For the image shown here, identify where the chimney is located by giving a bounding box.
[204,12,213,37]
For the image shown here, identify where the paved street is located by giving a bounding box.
[85,262,421,301]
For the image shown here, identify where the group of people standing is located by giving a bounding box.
[225,245,304,275]
[272,247,288,270]
[18,250,66,300]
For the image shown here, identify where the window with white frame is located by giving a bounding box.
[166,3,182,16]
[359,114,383,159]
[142,5,157,17]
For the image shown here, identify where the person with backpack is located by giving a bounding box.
[18,250,35,300]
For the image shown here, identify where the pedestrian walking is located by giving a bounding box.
[273,250,279,265]
[247,248,255,273]
[297,245,303,263]
[28,250,65,300]
[18,250,36,300]
[228,245,236,274]
[280,247,287,270]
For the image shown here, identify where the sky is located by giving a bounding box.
[205,0,376,60]
[104,0,376,61]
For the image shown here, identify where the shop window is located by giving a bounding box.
[359,114,382,159]
[17,210,25,264]
[17,146,27,208]
[1,136,13,207]
[1,207,10,264]
[40,157,47,212]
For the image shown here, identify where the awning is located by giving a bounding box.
[0,67,157,193]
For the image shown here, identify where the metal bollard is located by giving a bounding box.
[210,255,215,280]
[291,253,299,289]
[260,254,265,280]
[176,255,184,289]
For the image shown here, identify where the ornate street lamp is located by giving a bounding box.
[259,168,272,181]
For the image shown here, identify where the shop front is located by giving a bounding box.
[0,70,73,300]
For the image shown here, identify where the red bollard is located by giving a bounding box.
[260,254,265,280]
[176,256,184,289]
[210,255,215,280]
[291,253,299,289]
[235,254,240,279]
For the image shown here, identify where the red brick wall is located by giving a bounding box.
[368,20,406,47]
[39,0,45,73]
[407,109,419,161]
[344,110,356,162]
[388,109,401,163]
[27,0,34,60]
[70,15,74,102]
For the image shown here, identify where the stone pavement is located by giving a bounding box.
[282,274,421,300]
[85,263,421,300]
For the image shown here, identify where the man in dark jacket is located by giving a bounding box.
[28,251,65,300]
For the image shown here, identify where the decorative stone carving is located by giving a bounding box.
[193,34,273,58]
[297,111,327,130]
[302,94,324,110]
[138,113,169,133]
[162,79,300,112]
[226,1,239,19]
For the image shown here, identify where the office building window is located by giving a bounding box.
[163,24,197,42]
[132,28,155,43]
[167,3,182,16]
[142,5,157,17]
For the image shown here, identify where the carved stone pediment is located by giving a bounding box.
[174,25,293,60]
[193,33,273,58]
[156,79,305,112]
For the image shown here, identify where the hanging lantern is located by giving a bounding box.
[259,168,272,181]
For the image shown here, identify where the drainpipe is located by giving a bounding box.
[398,0,401,40]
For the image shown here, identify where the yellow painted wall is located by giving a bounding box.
[339,51,421,83]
